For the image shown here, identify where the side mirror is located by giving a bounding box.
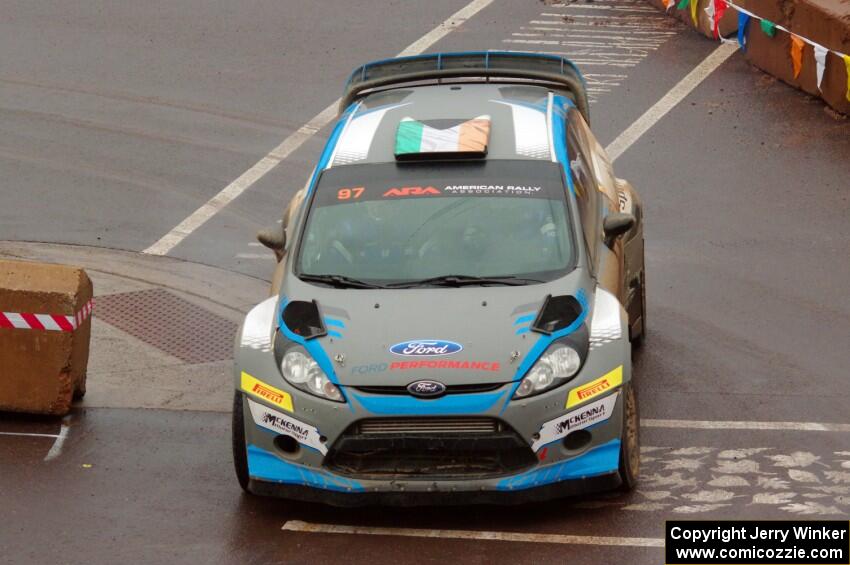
[257,227,286,262]
[603,212,635,246]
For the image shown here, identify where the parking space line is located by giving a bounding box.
[0,431,61,438]
[605,41,738,161]
[643,418,850,433]
[282,520,664,547]
[143,0,496,256]
[43,414,71,461]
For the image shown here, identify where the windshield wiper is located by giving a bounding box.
[386,274,544,288]
[298,273,387,289]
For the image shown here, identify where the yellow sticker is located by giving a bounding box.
[241,371,293,413]
[566,365,623,408]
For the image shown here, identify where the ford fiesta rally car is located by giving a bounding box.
[233,52,646,505]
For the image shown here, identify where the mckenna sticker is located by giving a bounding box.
[247,398,327,455]
[532,392,619,451]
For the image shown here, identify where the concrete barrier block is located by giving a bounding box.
[0,259,93,415]
[649,0,850,116]
[737,0,850,115]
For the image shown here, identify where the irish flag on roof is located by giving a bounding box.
[395,115,491,159]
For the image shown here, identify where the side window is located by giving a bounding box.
[566,110,601,268]
[573,116,620,211]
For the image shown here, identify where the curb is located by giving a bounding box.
[647,0,850,116]
[0,242,272,413]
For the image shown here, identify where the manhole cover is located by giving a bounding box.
[95,288,238,364]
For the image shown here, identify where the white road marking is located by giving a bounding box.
[43,414,71,461]
[604,42,738,161]
[636,446,849,516]
[0,431,61,438]
[236,253,272,260]
[544,4,660,12]
[281,520,664,548]
[642,418,850,433]
[143,0,495,256]
[506,2,681,101]
[520,26,677,35]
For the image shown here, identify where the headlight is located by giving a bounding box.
[281,350,344,402]
[513,346,581,399]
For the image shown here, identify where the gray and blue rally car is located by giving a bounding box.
[233,52,646,505]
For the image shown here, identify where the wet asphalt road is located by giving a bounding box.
[1,1,849,564]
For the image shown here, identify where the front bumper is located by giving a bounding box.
[240,379,626,505]
[247,461,621,507]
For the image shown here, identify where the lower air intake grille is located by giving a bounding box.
[357,417,500,435]
[325,418,537,478]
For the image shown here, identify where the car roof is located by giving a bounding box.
[326,83,574,168]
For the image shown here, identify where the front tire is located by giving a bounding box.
[232,392,250,492]
[617,382,640,491]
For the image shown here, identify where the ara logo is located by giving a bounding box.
[389,339,463,357]
[407,380,447,398]
[383,186,441,197]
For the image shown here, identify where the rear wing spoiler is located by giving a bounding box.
[341,51,590,123]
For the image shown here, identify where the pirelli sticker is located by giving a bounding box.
[247,398,328,455]
[566,365,623,408]
[241,371,294,413]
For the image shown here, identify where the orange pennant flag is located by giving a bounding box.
[844,54,850,102]
[790,36,805,79]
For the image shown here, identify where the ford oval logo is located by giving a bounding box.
[407,380,447,398]
[389,339,463,357]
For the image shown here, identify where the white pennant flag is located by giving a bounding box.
[704,0,715,29]
[814,44,828,92]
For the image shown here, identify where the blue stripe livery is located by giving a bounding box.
[503,289,589,409]
[497,439,620,490]
[248,444,363,492]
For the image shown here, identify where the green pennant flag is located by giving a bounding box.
[760,20,776,37]
[677,0,689,10]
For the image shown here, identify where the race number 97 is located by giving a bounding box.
[337,187,364,200]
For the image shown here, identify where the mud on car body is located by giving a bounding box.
[234,52,646,506]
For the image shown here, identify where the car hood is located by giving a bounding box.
[278,270,591,386]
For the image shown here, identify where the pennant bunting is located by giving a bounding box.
[705,0,850,111]
[790,35,805,79]
[844,55,850,102]
[666,0,677,11]
[713,0,729,39]
[813,44,828,91]
[677,0,689,11]
[690,0,699,25]
[737,13,750,51]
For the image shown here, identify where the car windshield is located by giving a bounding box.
[295,160,574,286]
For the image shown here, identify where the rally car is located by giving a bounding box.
[233,51,646,505]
